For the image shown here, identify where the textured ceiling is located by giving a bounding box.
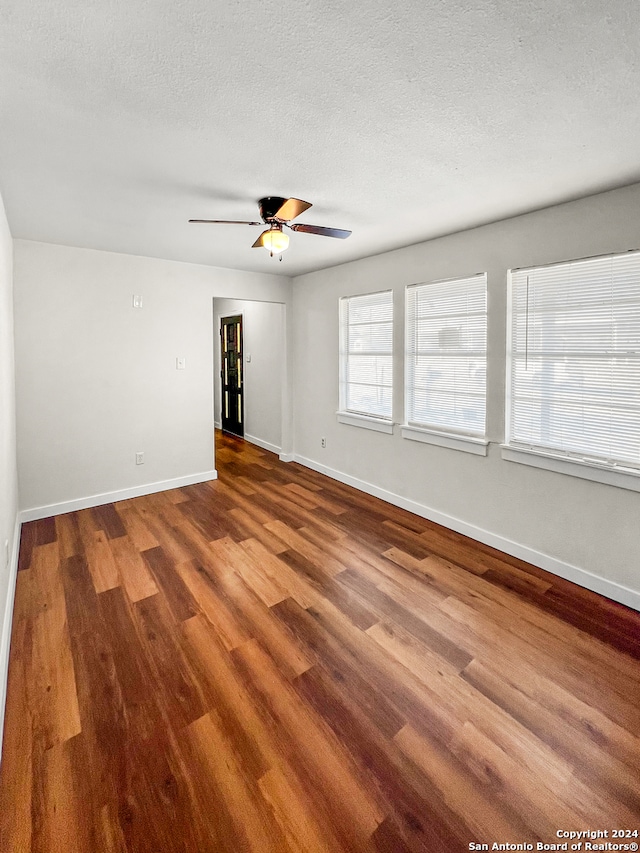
[1,0,639,277]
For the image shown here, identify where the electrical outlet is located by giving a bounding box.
[136,451,144,465]
[132,294,143,308]
[321,437,326,448]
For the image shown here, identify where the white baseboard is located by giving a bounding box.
[0,515,22,762]
[293,454,640,613]
[279,452,295,463]
[19,470,218,522]
[244,434,282,456]
[214,420,221,429]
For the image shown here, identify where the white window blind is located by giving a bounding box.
[339,290,393,420]
[405,274,487,436]
[507,251,640,470]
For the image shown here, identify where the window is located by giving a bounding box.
[506,251,640,476]
[339,290,393,427]
[405,274,487,446]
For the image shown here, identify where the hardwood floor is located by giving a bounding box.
[1,431,639,852]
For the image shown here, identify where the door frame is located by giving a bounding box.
[212,298,292,459]
[219,312,244,437]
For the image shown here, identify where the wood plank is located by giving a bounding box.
[272,597,404,739]
[55,512,84,559]
[258,766,340,853]
[77,508,120,593]
[97,586,165,741]
[142,546,198,623]
[340,568,473,671]
[232,639,386,848]
[115,503,160,552]
[34,516,57,546]
[180,711,288,853]
[131,502,195,565]
[215,479,272,518]
[306,596,474,746]
[394,724,535,841]
[264,520,345,577]
[449,720,625,837]
[240,538,320,609]
[163,486,191,504]
[365,621,577,798]
[133,593,206,730]
[92,503,127,540]
[205,539,314,679]
[293,663,467,853]
[392,547,640,694]
[102,724,210,853]
[213,535,289,608]
[179,614,274,781]
[57,555,131,841]
[177,496,231,541]
[438,592,640,734]
[227,506,290,554]
[109,534,159,602]
[462,658,640,812]
[17,520,37,571]
[0,617,34,851]
[29,541,82,749]
[283,482,348,516]
[174,558,251,651]
[252,480,347,538]
[35,736,91,853]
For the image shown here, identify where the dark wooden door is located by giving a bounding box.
[220,314,244,437]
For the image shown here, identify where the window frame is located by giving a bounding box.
[403,272,489,455]
[337,289,394,432]
[503,250,640,491]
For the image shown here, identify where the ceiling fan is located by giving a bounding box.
[189,196,351,257]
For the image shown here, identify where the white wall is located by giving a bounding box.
[291,182,640,609]
[0,187,19,749]
[213,299,285,454]
[14,241,291,514]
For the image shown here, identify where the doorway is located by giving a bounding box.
[220,314,244,437]
[213,297,289,457]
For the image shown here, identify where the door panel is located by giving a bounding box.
[220,315,244,437]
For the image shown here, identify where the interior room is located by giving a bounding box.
[1,1,639,850]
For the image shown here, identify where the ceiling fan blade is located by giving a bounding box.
[189,219,262,225]
[252,231,268,248]
[289,223,351,239]
[274,198,312,222]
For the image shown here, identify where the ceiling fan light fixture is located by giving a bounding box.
[190,196,352,255]
[262,226,289,255]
